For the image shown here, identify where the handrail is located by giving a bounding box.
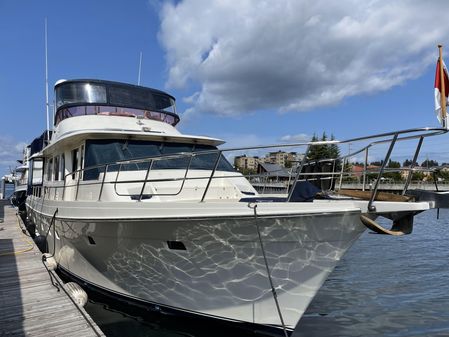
[39,126,448,204]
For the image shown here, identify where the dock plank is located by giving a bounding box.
[0,200,104,337]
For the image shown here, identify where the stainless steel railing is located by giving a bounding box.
[37,126,447,212]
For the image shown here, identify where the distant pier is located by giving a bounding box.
[253,181,448,194]
[0,200,105,337]
[338,182,449,192]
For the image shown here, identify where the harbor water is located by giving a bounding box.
[83,209,449,336]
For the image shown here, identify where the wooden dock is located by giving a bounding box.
[0,200,105,337]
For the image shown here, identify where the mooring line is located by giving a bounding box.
[248,202,289,337]
[0,212,34,257]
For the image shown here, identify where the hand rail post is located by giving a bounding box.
[201,151,222,202]
[113,164,123,196]
[287,145,310,202]
[75,169,81,201]
[98,164,109,201]
[138,160,153,201]
[368,133,398,212]
[402,136,424,195]
[62,173,67,201]
[173,153,195,196]
[362,147,369,191]
[338,158,346,191]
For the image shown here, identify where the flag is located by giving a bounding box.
[434,58,449,124]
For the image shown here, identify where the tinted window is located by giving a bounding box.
[56,83,106,108]
[83,139,234,180]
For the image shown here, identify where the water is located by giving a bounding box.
[84,209,449,336]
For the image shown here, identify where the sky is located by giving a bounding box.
[1,0,449,176]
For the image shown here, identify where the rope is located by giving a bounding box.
[248,203,289,337]
[42,208,60,291]
[0,212,34,256]
[43,265,104,336]
[44,208,59,258]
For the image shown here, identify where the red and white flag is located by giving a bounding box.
[434,58,449,124]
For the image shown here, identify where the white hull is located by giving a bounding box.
[27,197,366,331]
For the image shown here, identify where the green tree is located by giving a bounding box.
[421,159,439,168]
[403,159,414,167]
[370,160,384,167]
[384,159,402,182]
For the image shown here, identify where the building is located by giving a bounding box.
[257,162,291,182]
[264,151,299,167]
[234,155,259,172]
[235,151,302,172]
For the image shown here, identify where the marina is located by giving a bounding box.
[7,76,447,336]
[2,3,449,334]
[0,200,104,337]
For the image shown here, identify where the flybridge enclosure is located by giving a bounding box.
[54,79,179,126]
[30,130,52,156]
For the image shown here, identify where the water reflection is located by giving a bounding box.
[84,209,449,336]
[99,213,364,326]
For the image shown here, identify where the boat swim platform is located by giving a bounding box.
[0,200,105,337]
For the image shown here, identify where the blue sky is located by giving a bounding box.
[1,0,449,176]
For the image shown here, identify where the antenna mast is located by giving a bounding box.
[138,51,143,85]
[45,18,50,141]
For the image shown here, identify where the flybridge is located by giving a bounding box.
[54,79,180,126]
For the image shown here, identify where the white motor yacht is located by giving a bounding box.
[25,79,447,335]
[10,146,30,213]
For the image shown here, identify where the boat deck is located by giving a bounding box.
[0,200,105,337]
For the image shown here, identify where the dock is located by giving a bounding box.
[0,200,105,337]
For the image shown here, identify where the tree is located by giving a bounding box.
[421,159,439,168]
[307,132,341,162]
[384,160,402,181]
[370,160,384,167]
[328,134,340,158]
[412,171,425,181]
[307,134,327,161]
[403,159,414,167]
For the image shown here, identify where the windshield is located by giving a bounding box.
[55,80,178,126]
[83,139,234,180]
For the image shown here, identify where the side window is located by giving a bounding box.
[54,156,59,181]
[60,154,65,180]
[72,148,79,179]
[47,158,53,181]
[80,145,85,180]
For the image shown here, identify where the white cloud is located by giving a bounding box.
[159,0,449,116]
[0,137,26,177]
[280,133,312,143]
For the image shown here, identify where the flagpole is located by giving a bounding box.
[438,44,447,128]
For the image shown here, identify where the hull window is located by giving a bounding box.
[166,241,186,250]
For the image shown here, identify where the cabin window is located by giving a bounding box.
[60,154,65,180]
[46,158,53,181]
[54,156,59,181]
[71,148,79,179]
[83,139,234,180]
[27,158,43,196]
[56,83,107,109]
[80,145,84,180]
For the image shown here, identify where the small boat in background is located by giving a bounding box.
[10,147,30,213]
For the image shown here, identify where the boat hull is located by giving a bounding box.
[27,200,365,331]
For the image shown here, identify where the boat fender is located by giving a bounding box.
[42,253,57,270]
[34,235,48,253]
[65,282,88,307]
